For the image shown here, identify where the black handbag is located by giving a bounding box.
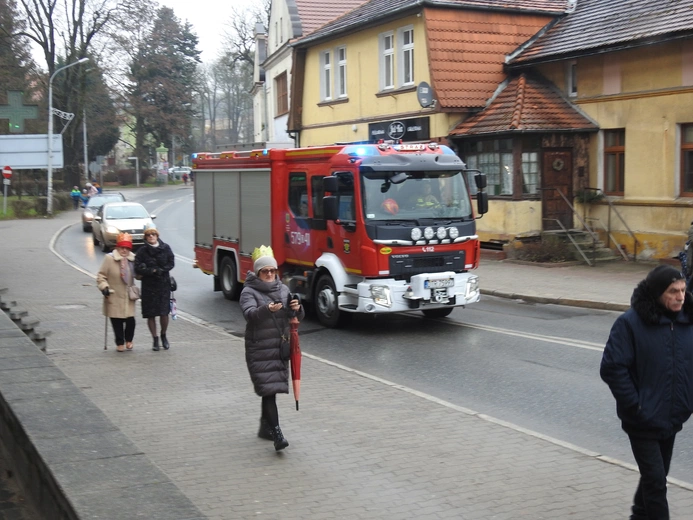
[170,276,177,292]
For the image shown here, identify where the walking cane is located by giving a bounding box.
[103,290,111,350]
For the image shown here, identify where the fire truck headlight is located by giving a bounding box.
[436,226,447,240]
[370,285,392,307]
[411,228,422,241]
[448,227,459,239]
[424,227,435,240]
[467,276,479,296]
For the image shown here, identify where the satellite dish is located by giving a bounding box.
[416,82,436,108]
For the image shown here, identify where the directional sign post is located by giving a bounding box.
[2,166,11,215]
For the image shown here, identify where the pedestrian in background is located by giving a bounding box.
[135,228,175,351]
[80,188,89,207]
[601,265,693,520]
[70,186,81,209]
[86,182,98,197]
[686,220,693,292]
[239,246,304,451]
[97,232,137,352]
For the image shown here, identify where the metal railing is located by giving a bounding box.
[543,218,594,266]
[579,188,639,260]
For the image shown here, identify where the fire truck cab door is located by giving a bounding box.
[326,171,361,275]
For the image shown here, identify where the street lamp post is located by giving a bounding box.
[47,57,88,214]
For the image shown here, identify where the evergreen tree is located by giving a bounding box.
[128,7,201,163]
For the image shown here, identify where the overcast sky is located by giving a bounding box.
[160,0,264,63]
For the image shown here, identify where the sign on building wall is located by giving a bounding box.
[369,117,430,142]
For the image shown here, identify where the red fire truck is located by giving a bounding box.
[192,142,488,327]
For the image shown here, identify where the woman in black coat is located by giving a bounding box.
[240,247,304,451]
[134,228,175,351]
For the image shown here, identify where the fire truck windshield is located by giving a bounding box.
[362,171,473,221]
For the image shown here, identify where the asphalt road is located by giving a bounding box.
[55,186,693,484]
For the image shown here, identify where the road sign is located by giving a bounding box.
[3,178,9,185]
[2,166,11,179]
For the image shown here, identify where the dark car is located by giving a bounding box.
[81,192,125,232]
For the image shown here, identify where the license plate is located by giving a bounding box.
[424,278,453,289]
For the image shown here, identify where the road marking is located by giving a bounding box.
[451,321,605,351]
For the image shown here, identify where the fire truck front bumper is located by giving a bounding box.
[345,272,480,314]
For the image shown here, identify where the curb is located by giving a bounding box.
[481,289,629,312]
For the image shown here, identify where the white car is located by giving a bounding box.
[92,202,156,252]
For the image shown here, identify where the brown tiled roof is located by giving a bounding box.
[294,0,567,46]
[426,8,557,108]
[449,73,598,136]
[291,0,367,38]
[510,0,693,65]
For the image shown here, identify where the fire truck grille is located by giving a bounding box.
[413,257,444,268]
[389,251,466,279]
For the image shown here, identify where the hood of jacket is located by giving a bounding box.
[630,280,693,325]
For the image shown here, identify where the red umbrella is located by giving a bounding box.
[289,316,301,410]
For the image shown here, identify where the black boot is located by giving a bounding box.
[258,418,273,441]
[152,337,160,351]
[161,334,170,350]
[272,425,289,451]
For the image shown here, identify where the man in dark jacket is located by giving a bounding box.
[601,264,693,520]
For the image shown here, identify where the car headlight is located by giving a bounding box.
[449,227,459,239]
[105,225,119,234]
[411,228,422,241]
[83,211,94,219]
[370,285,392,307]
[423,227,435,240]
[436,227,447,240]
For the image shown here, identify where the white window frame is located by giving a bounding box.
[336,46,347,98]
[398,26,414,86]
[320,50,332,101]
[566,60,577,97]
[379,31,394,91]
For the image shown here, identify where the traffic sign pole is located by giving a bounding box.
[2,166,11,215]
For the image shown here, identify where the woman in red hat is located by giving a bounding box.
[96,232,138,352]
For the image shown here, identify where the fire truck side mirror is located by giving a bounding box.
[476,191,488,217]
[323,196,339,220]
[474,173,487,190]
[323,176,338,193]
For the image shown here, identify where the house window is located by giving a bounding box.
[380,32,394,90]
[522,152,539,194]
[320,50,332,101]
[275,72,288,116]
[567,60,577,97]
[604,129,625,195]
[336,46,347,98]
[681,124,693,195]
[399,26,414,86]
[461,140,513,196]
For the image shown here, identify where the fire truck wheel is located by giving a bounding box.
[315,274,349,328]
[220,256,241,300]
[421,308,454,319]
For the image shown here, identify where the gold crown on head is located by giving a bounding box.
[251,245,274,263]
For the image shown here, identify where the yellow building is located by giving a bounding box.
[503,4,693,260]
[290,0,693,260]
[289,1,564,146]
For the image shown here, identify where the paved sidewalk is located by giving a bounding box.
[1,210,691,519]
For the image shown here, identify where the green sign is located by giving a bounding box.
[0,91,38,133]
